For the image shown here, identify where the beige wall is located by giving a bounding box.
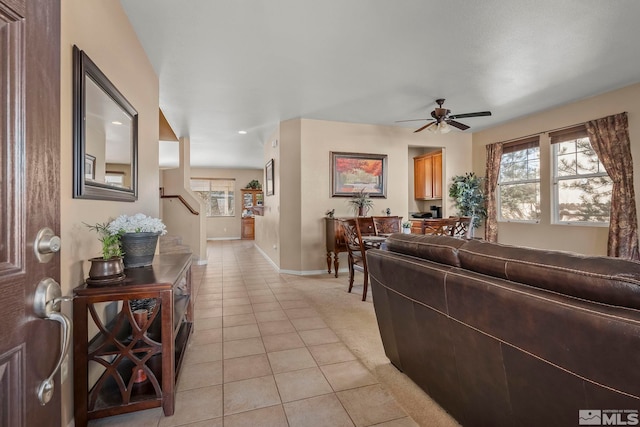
[162,137,207,261]
[472,82,640,255]
[60,2,159,424]
[255,128,281,266]
[256,118,472,273]
[190,167,263,239]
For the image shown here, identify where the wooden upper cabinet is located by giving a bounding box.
[241,189,264,216]
[414,151,443,200]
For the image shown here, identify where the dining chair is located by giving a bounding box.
[356,217,376,236]
[340,218,370,301]
[451,216,473,239]
[421,218,458,235]
[372,216,401,235]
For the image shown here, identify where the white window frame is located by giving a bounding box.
[497,143,541,223]
[552,139,611,226]
[190,178,236,217]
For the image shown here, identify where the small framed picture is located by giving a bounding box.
[85,154,96,180]
[265,159,274,196]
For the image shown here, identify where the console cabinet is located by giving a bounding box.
[414,151,442,200]
[73,253,193,426]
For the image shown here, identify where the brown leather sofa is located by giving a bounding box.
[366,234,640,427]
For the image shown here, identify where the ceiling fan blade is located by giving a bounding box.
[395,118,431,123]
[447,120,470,131]
[414,122,436,133]
[449,111,492,119]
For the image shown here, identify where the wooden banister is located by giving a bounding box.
[161,195,199,215]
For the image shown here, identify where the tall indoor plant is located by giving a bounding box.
[449,173,487,232]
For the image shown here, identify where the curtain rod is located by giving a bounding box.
[496,111,627,145]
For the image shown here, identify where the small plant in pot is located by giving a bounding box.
[84,222,125,285]
[402,221,412,234]
[348,189,374,216]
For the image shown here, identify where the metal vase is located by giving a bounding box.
[120,232,159,268]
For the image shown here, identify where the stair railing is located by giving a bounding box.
[160,194,199,215]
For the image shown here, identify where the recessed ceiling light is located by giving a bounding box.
[238,130,247,135]
[112,121,123,125]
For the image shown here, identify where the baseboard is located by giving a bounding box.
[207,237,241,241]
[252,243,349,276]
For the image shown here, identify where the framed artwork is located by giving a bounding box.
[331,152,387,197]
[265,159,274,196]
[85,154,96,180]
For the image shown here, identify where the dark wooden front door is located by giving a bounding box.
[0,0,61,426]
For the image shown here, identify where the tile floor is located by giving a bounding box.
[89,241,418,427]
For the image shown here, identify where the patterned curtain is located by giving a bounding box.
[585,112,640,260]
[484,142,503,242]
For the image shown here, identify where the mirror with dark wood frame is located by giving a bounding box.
[73,45,138,201]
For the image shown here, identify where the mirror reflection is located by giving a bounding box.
[73,45,138,202]
[85,76,134,189]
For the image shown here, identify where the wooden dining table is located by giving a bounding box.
[362,235,388,249]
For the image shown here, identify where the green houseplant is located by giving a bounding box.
[402,221,412,234]
[245,179,261,190]
[449,172,487,231]
[348,189,374,216]
[85,222,125,283]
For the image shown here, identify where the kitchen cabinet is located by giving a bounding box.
[72,254,192,426]
[241,189,264,216]
[241,189,262,240]
[241,217,255,240]
[414,151,442,200]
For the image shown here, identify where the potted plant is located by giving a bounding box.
[108,214,167,268]
[85,222,125,283]
[348,189,374,216]
[245,179,261,190]
[402,221,412,234]
[448,172,487,233]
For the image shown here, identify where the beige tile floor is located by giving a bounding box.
[89,241,418,427]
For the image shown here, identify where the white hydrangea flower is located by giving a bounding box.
[107,213,167,235]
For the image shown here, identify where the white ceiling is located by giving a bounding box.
[120,0,640,169]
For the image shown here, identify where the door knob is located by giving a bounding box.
[33,278,72,405]
[34,227,61,263]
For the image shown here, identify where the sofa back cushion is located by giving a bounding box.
[458,239,640,310]
[385,234,465,267]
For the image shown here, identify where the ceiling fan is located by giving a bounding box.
[397,99,491,133]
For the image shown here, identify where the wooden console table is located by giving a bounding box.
[72,253,193,426]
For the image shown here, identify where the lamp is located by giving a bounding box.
[427,121,451,134]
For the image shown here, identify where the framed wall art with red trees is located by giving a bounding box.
[330,152,387,198]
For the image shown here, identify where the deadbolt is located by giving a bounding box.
[34,227,61,263]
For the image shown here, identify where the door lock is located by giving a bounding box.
[34,227,61,263]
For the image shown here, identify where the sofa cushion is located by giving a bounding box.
[458,239,640,310]
[385,234,465,267]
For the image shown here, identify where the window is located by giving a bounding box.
[551,126,611,224]
[498,137,541,222]
[190,178,235,217]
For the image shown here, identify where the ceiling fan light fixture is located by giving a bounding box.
[427,121,451,134]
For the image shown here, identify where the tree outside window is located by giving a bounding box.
[553,137,611,223]
[190,178,235,217]
[498,143,541,222]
